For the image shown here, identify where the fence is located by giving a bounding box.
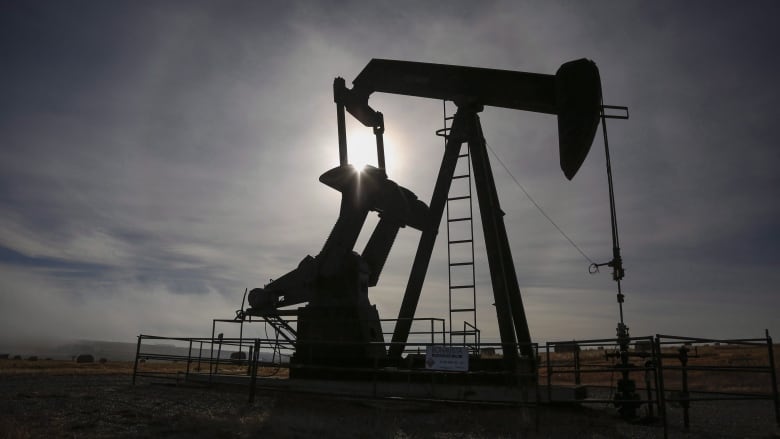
[132,334,538,406]
[542,332,779,438]
[206,316,448,360]
[133,326,778,438]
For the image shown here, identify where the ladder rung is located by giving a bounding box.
[452,174,470,179]
[450,308,476,312]
[448,217,471,223]
[457,153,469,158]
[450,284,474,289]
[449,261,473,267]
[447,195,470,201]
[448,239,472,244]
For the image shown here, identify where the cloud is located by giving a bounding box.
[0,1,778,346]
[0,264,238,344]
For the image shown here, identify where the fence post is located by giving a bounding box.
[209,320,216,376]
[249,339,260,403]
[645,358,654,419]
[214,333,223,377]
[766,329,779,427]
[132,335,143,385]
[574,349,581,386]
[545,343,552,402]
[680,345,690,430]
[185,339,193,381]
[247,345,254,376]
[197,341,203,373]
[655,336,668,439]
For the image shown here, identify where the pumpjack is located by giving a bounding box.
[246,58,604,376]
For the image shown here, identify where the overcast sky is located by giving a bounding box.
[1,1,778,348]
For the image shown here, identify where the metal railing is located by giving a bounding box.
[132,334,538,406]
[543,336,660,413]
[380,317,447,346]
[206,316,448,360]
[654,333,779,437]
[131,334,294,385]
[542,332,779,438]
[133,327,778,437]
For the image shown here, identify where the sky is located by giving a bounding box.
[1,1,779,349]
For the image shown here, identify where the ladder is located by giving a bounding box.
[439,103,479,351]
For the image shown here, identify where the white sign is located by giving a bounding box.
[425,345,469,371]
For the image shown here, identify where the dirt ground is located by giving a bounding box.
[1,367,778,438]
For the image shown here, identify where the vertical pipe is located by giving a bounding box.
[132,335,143,385]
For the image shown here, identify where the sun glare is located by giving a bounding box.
[339,126,403,176]
[346,130,378,170]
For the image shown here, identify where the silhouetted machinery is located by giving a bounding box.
[246,58,603,376]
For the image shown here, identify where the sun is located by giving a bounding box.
[346,129,379,170]
[340,126,403,175]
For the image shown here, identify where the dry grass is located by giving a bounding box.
[0,359,136,375]
[0,359,290,379]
